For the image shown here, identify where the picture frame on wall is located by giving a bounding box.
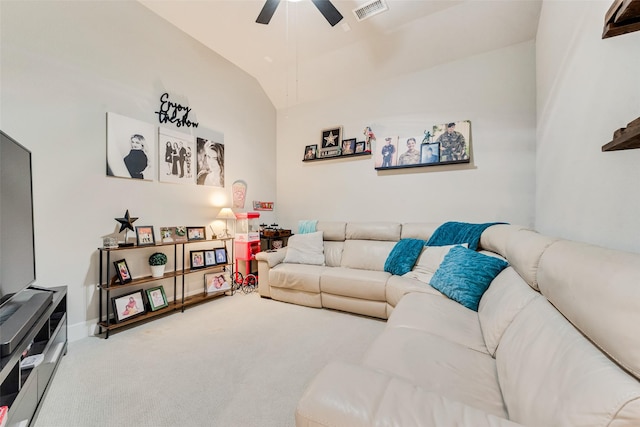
[420,142,440,164]
[205,272,232,293]
[303,144,317,160]
[113,259,132,285]
[187,226,206,241]
[190,250,206,270]
[430,120,471,163]
[135,226,155,246]
[341,138,356,155]
[112,290,146,323]
[106,112,156,181]
[318,126,342,158]
[145,286,169,312]
[158,127,195,184]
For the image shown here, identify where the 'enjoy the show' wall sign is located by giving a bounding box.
[155,93,199,128]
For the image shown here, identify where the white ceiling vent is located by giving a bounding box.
[352,0,388,22]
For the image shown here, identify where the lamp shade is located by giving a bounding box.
[217,207,235,219]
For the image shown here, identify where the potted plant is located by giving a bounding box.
[149,252,168,278]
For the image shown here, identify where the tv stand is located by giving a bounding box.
[0,286,67,427]
[1,290,53,357]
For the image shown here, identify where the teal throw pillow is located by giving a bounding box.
[384,238,426,276]
[430,246,508,311]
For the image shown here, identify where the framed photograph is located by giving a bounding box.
[204,250,217,267]
[214,247,228,265]
[174,226,188,242]
[196,137,225,187]
[355,141,365,153]
[145,286,169,312]
[430,120,471,162]
[112,290,146,322]
[106,112,156,181]
[318,126,342,158]
[421,142,440,164]
[303,144,317,160]
[187,226,206,241]
[374,136,399,168]
[397,137,422,166]
[341,138,356,156]
[190,250,206,270]
[135,226,155,246]
[205,272,232,293]
[158,127,195,185]
[113,259,132,285]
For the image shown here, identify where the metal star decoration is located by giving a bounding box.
[115,210,138,233]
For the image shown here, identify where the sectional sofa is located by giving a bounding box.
[255,221,640,426]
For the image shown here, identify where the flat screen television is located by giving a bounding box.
[1,130,51,356]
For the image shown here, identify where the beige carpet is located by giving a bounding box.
[33,292,386,427]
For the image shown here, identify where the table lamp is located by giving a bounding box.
[217,207,235,238]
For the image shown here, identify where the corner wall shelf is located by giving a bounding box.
[602,116,640,151]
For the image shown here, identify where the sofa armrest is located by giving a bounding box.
[255,248,287,267]
[296,361,523,427]
[256,248,287,297]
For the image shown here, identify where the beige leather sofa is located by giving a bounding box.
[257,222,640,426]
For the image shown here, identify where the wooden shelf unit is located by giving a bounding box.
[97,238,234,338]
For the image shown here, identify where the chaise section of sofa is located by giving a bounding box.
[293,224,640,426]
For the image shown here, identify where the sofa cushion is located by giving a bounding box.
[496,297,640,426]
[388,292,489,354]
[320,267,389,301]
[283,231,325,265]
[316,221,346,241]
[269,263,323,293]
[504,229,557,290]
[430,246,509,311]
[323,241,344,268]
[383,238,425,275]
[403,244,467,285]
[363,327,507,419]
[346,222,401,241]
[385,275,442,308]
[341,240,396,271]
[400,222,441,240]
[477,267,540,356]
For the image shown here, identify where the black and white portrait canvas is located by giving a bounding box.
[158,127,195,184]
[106,112,156,180]
[196,137,225,187]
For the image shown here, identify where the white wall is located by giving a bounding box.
[536,0,640,253]
[1,1,277,340]
[276,41,537,229]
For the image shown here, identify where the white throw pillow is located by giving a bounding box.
[283,231,325,265]
[403,243,468,284]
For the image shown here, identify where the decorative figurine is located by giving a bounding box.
[114,209,138,247]
[422,130,432,144]
[363,126,376,152]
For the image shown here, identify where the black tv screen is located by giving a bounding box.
[0,130,36,304]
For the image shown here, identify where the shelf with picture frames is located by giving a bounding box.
[303,151,371,162]
[96,237,234,338]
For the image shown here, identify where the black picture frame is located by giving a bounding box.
[135,225,155,246]
[204,250,217,267]
[318,126,342,158]
[214,247,228,265]
[355,141,365,153]
[145,286,168,311]
[113,258,132,285]
[187,226,206,241]
[112,290,146,323]
[190,250,206,270]
[420,142,440,164]
[341,138,356,155]
[303,144,317,160]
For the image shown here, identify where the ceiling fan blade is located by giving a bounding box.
[310,0,343,27]
[256,0,281,25]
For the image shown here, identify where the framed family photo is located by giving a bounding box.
[355,141,366,153]
[187,226,206,241]
[106,112,156,181]
[112,290,146,322]
[135,226,155,246]
[303,144,317,160]
[341,138,356,156]
[190,250,206,270]
[145,286,169,312]
[205,272,232,293]
[113,259,132,285]
[204,250,216,267]
[158,127,195,184]
[214,248,228,265]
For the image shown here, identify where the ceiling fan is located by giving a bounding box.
[256,0,344,27]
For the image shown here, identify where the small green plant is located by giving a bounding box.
[149,252,168,266]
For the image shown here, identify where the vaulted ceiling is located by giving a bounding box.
[139,0,543,110]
